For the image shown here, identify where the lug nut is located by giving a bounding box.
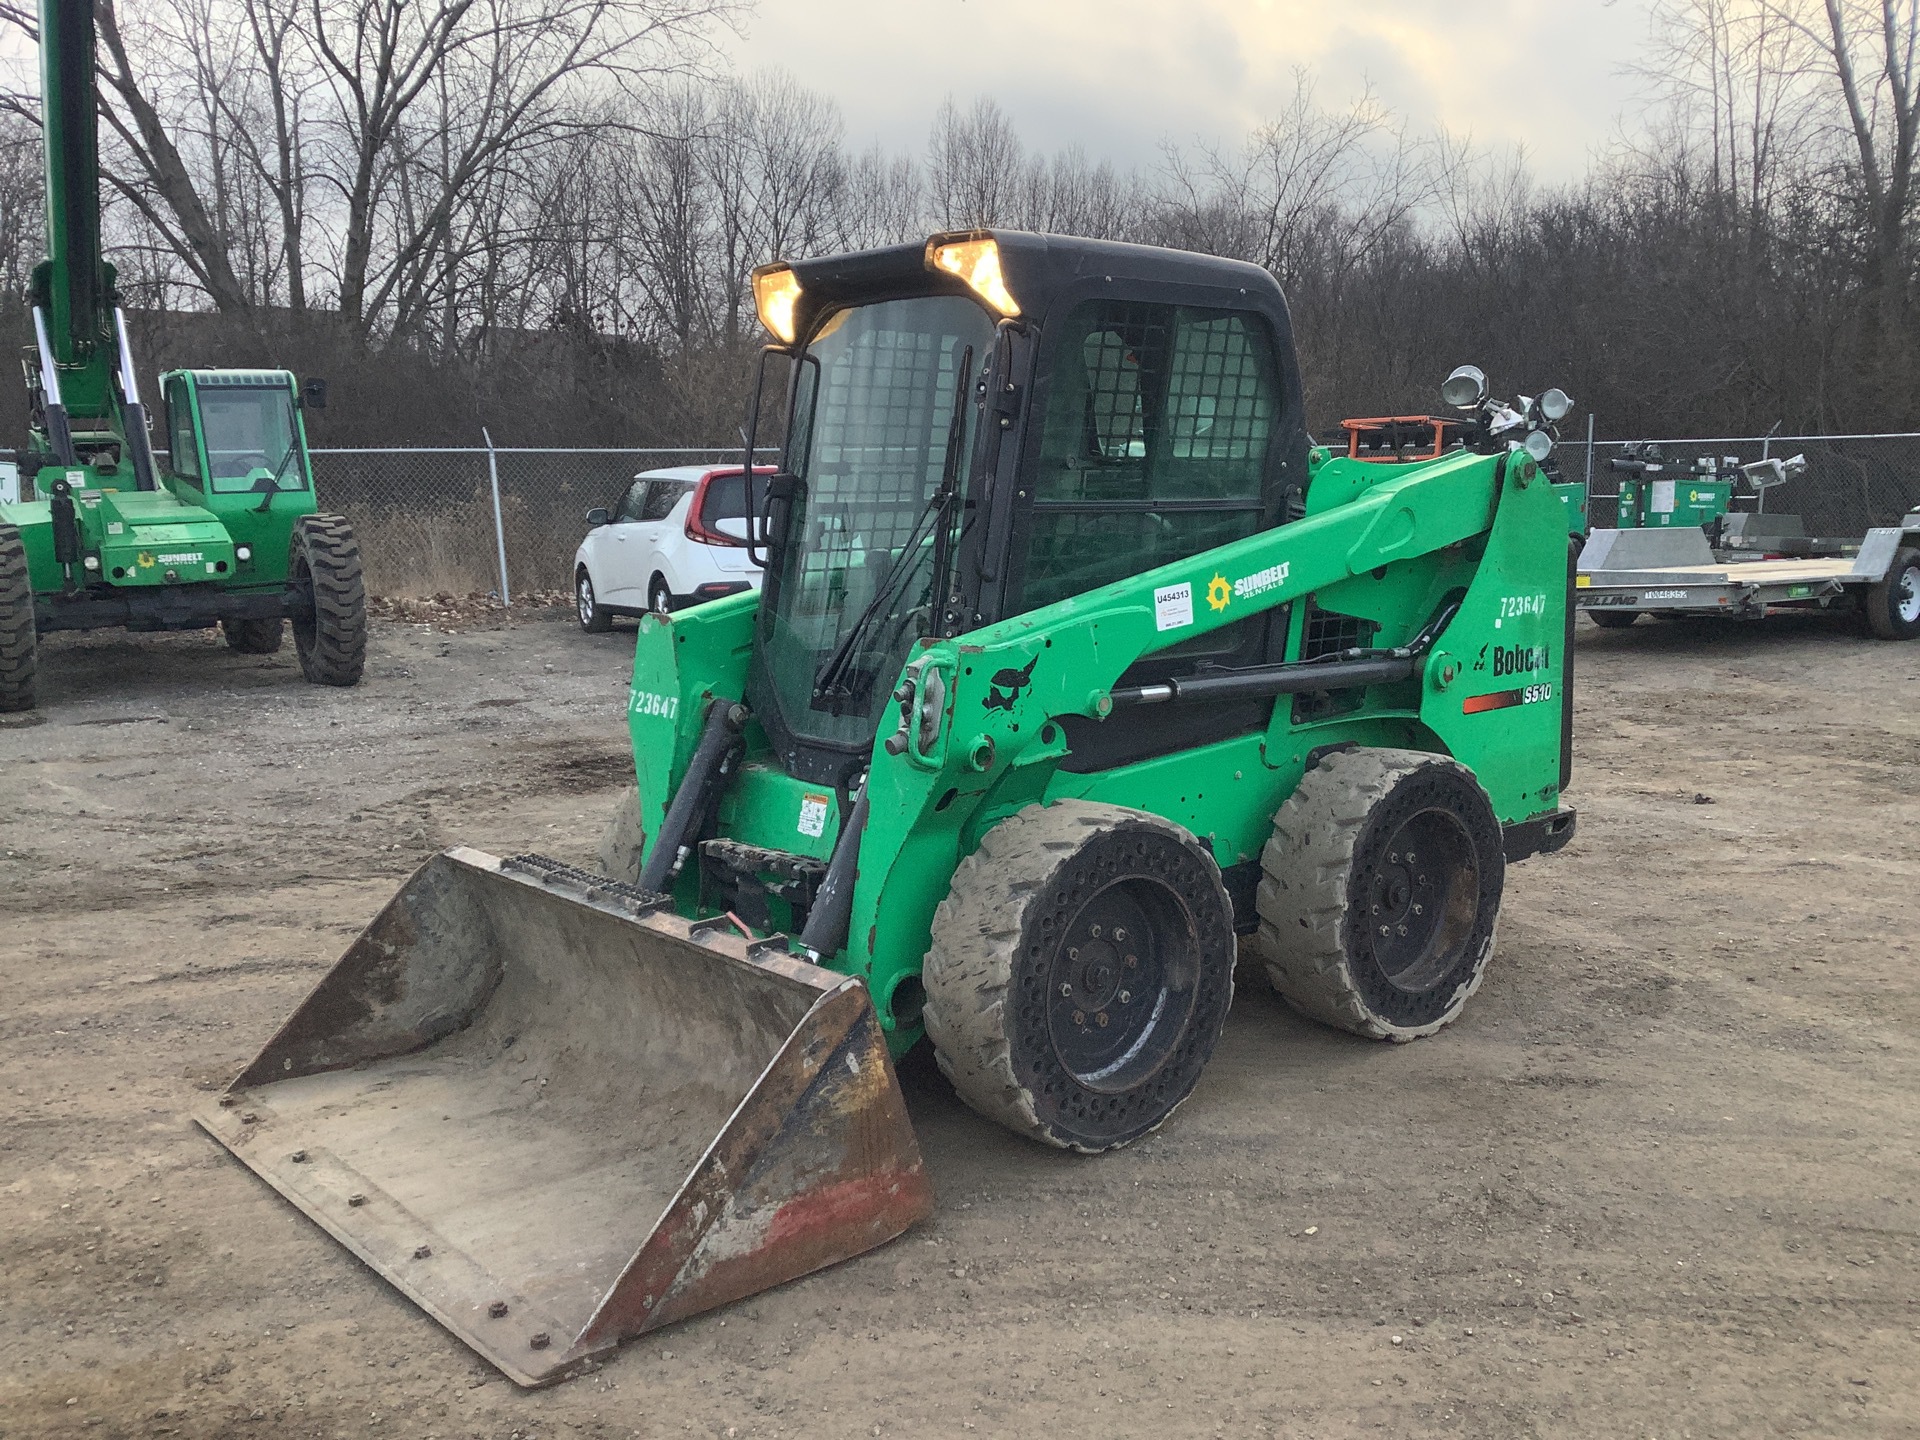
[1119,990,1131,1004]
[1096,1012,1109,1027]
[288,1150,308,1164]
[1089,924,1102,937]
[530,1332,551,1350]
[489,1301,510,1319]
[1072,1011,1085,1025]
[1067,947,1079,960]
[414,1245,433,1260]
[1060,983,1073,996]
[347,1193,367,1207]
[240,1112,259,1124]
[1125,955,1137,968]
[1113,928,1127,943]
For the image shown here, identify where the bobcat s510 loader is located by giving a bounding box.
[200,232,1577,1384]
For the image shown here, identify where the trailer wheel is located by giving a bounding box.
[221,616,284,654]
[922,801,1236,1153]
[1863,546,1920,641]
[1586,609,1638,629]
[1254,748,1503,1040]
[0,523,36,712]
[289,514,366,687]
[596,783,646,885]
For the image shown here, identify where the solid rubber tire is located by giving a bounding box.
[222,616,284,654]
[577,568,612,633]
[1864,545,1920,641]
[1253,747,1503,1041]
[1586,609,1638,629]
[0,523,36,712]
[921,800,1237,1153]
[289,514,366,686]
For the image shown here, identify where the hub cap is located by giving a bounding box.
[1897,565,1920,625]
[1046,877,1197,1093]
[577,577,594,624]
[1360,808,1479,993]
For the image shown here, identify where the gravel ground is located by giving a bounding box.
[1,607,1916,1439]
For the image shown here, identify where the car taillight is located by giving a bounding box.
[685,470,746,548]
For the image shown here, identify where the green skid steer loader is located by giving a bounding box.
[0,0,365,713]
[201,232,1577,1384]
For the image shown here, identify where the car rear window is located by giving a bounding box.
[698,470,766,525]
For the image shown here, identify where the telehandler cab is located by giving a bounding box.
[0,0,366,711]
[202,232,1577,1384]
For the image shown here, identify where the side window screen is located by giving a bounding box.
[1020,301,1279,613]
[167,381,200,480]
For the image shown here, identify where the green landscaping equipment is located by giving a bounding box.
[0,0,365,712]
[202,231,1576,1384]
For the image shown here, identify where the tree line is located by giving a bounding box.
[0,0,1913,448]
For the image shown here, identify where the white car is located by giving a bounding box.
[573,464,770,632]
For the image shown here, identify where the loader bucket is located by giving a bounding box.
[195,847,932,1386]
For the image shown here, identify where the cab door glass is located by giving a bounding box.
[167,379,201,481]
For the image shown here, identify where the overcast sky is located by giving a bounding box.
[723,0,1651,181]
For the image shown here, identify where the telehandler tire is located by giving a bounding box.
[922,800,1236,1153]
[1863,545,1920,640]
[0,523,36,712]
[596,783,646,885]
[221,616,284,654]
[289,514,366,687]
[1254,747,1503,1041]
[1586,609,1638,629]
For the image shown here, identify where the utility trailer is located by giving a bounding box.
[1577,511,1920,639]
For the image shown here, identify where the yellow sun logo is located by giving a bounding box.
[1206,574,1232,612]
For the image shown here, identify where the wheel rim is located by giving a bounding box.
[577,575,594,624]
[1357,807,1480,994]
[651,582,670,614]
[1897,565,1920,625]
[1045,876,1199,1093]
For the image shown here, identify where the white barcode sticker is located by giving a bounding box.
[1155,582,1194,631]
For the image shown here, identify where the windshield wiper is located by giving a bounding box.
[254,441,303,513]
[812,346,973,714]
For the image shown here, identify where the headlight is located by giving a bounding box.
[1538,388,1573,422]
[1524,430,1555,462]
[751,266,802,344]
[235,544,252,562]
[82,554,99,570]
[926,235,1021,317]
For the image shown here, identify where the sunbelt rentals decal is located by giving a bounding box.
[1204,560,1291,613]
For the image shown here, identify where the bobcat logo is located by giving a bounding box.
[983,655,1038,712]
[1473,642,1489,671]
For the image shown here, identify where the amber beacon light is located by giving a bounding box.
[927,235,1021,317]
[752,265,803,344]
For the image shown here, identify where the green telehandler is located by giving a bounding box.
[0,0,366,712]
[201,231,1577,1385]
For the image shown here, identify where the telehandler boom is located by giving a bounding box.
[0,0,366,711]
[203,231,1577,1384]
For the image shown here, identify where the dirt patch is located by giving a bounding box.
[1,612,1916,1438]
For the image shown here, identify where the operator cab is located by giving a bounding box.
[745,230,1312,785]
[161,369,312,499]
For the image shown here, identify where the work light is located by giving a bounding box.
[926,235,1021,317]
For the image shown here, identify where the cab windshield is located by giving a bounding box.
[757,294,995,751]
[198,386,307,494]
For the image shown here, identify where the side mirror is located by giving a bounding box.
[586,506,610,527]
[301,377,329,410]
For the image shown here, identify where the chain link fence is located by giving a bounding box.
[309,446,759,599]
[1567,430,1920,537]
[293,432,1920,600]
